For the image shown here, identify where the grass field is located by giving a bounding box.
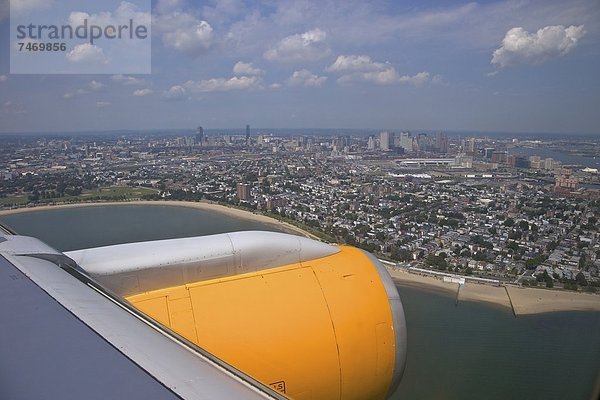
[0,196,27,206]
[0,186,159,207]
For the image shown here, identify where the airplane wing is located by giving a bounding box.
[0,224,406,400]
[0,225,283,400]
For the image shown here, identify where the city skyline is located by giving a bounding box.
[0,0,599,134]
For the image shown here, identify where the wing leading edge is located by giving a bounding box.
[0,231,283,400]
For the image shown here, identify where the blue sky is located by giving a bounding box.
[0,0,599,134]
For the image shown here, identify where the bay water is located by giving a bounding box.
[2,205,599,400]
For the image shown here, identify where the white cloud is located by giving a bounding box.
[133,88,154,96]
[111,74,145,86]
[68,3,151,29]
[398,72,431,86]
[162,85,187,100]
[338,69,432,86]
[264,28,330,62]
[338,67,399,85]
[327,55,387,72]
[492,25,586,68]
[183,76,262,93]
[155,10,213,54]
[66,44,108,64]
[63,80,105,99]
[329,54,432,86]
[233,61,263,76]
[96,101,112,108]
[88,80,105,91]
[287,69,327,87]
[164,20,213,53]
[269,83,282,89]
[0,75,7,82]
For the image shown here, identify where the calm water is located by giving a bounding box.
[514,146,600,169]
[0,204,283,251]
[2,205,599,400]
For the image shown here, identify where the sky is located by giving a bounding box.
[0,0,599,134]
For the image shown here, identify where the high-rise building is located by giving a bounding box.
[435,132,448,154]
[236,183,251,201]
[245,125,250,144]
[266,196,287,210]
[555,169,578,191]
[399,132,412,153]
[467,138,475,154]
[196,126,204,146]
[367,136,375,150]
[529,155,541,169]
[484,148,494,159]
[491,151,508,164]
[509,155,529,168]
[379,131,391,151]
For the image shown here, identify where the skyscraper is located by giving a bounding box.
[196,126,204,146]
[399,132,412,152]
[379,131,390,151]
[467,138,475,154]
[435,132,448,154]
[236,183,251,201]
[246,125,250,144]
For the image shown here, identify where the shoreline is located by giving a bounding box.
[0,200,319,240]
[389,268,600,315]
[2,201,599,315]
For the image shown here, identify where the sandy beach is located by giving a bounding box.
[0,200,319,240]
[505,286,600,315]
[2,201,599,315]
[389,268,600,315]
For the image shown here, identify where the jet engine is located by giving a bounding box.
[67,231,407,400]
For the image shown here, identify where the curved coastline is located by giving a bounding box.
[2,200,599,315]
[389,268,600,315]
[0,200,319,240]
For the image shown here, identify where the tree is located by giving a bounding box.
[542,270,553,288]
[504,217,514,227]
[426,253,448,270]
[507,241,520,252]
[508,230,522,240]
[563,282,578,291]
[579,254,587,269]
[518,220,529,231]
[575,272,588,287]
[391,248,411,262]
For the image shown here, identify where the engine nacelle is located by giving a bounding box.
[67,231,407,400]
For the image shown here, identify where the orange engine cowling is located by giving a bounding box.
[67,231,407,400]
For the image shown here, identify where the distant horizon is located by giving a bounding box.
[1,127,598,139]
